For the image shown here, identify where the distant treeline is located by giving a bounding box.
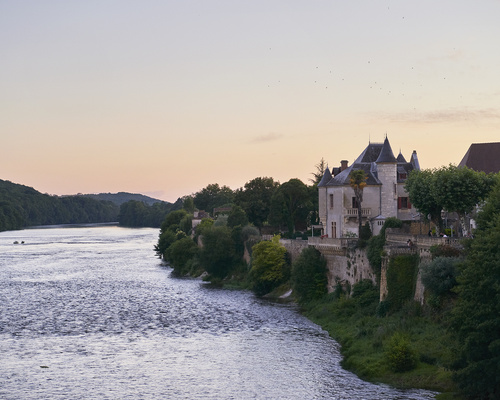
[118,198,183,228]
[0,179,119,232]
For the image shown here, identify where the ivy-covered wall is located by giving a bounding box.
[385,254,419,311]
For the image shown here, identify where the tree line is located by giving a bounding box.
[0,179,119,232]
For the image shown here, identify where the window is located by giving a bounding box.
[352,197,359,209]
[329,194,334,209]
[399,173,407,180]
[398,197,411,209]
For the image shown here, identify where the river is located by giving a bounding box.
[0,225,436,399]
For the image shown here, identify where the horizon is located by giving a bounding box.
[2,1,499,203]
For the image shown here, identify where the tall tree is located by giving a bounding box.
[269,178,311,234]
[193,183,234,214]
[349,169,367,236]
[234,177,279,228]
[433,165,496,236]
[310,157,327,185]
[405,169,444,234]
[451,180,500,398]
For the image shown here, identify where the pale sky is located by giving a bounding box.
[1,1,499,202]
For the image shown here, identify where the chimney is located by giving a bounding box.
[341,160,348,171]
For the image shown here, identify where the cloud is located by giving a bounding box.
[249,132,284,143]
[375,107,500,125]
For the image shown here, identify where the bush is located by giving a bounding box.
[385,332,417,372]
[200,226,236,279]
[291,247,328,304]
[165,237,199,275]
[250,235,289,296]
[421,257,459,297]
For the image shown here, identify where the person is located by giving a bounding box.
[428,229,432,237]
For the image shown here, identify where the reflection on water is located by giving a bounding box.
[0,226,436,399]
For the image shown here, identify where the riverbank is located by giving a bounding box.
[299,294,462,399]
[215,275,461,399]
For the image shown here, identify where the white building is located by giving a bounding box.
[317,137,420,238]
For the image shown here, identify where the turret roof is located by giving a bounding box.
[375,137,397,163]
[317,166,333,187]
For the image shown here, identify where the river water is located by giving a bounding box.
[0,226,436,399]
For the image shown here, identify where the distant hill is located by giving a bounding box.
[82,192,167,206]
[0,179,119,232]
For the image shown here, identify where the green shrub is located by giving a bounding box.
[386,254,419,312]
[250,235,289,296]
[385,332,417,372]
[421,257,459,297]
[291,247,328,304]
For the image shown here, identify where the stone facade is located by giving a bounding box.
[317,137,420,238]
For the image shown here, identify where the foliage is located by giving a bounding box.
[385,332,417,373]
[429,244,463,259]
[351,279,379,308]
[199,226,237,279]
[405,169,444,233]
[433,165,495,224]
[406,166,496,235]
[182,196,195,213]
[310,157,327,185]
[291,247,328,304]
[269,178,312,234]
[420,257,460,297]
[386,254,419,312]
[450,180,500,399]
[165,237,199,275]
[193,183,234,214]
[366,217,403,280]
[234,177,279,228]
[155,230,176,257]
[250,235,289,296]
[0,179,119,232]
[118,200,178,228]
[227,205,249,228]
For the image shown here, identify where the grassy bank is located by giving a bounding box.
[301,286,462,398]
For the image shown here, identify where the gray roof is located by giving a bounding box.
[375,137,397,163]
[320,137,419,187]
[317,166,333,187]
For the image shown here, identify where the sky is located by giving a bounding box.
[1,1,499,202]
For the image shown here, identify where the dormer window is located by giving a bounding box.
[399,173,407,180]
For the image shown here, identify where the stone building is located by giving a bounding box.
[317,137,420,238]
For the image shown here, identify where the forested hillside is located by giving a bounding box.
[83,192,164,206]
[0,179,119,232]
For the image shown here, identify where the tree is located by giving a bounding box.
[165,237,199,275]
[451,181,500,398]
[227,205,249,228]
[405,169,444,234]
[349,169,367,236]
[234,177,279,228]
[193,183,234,214]
[291,247,328,304]
[250,235,289,296]
[433,165,496,236]
[269,178,311,234]
[310,157,327,185]
[199,226,236,279]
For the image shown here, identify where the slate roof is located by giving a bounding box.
[317,166,333,187]
[375,137,397,163]
[321,138,418,187]
[458,142,500,174]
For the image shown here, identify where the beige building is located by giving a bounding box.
[317,137,420,238]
